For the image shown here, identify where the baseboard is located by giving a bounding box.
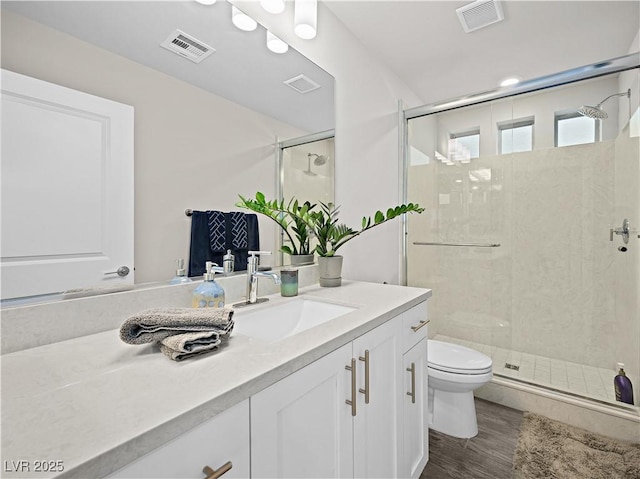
[475,376,640,443]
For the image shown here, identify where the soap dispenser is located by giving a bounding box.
[170,259,192,285]
[223,249,235,275]
[192,261,225,308]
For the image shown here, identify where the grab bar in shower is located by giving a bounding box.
[413,241,501,248]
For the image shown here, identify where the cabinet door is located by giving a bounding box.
[402,338,428,479]
[108,399,250,479]
[251,343,354,478]
[352,318,402,479]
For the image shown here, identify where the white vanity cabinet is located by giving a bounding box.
[107,399,250,479]
[352,318,402,478]
[106,302,429,479]
[251,303,428,479]
[400,303,429,479]
[250,342,355,478]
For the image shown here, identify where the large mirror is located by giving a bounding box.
[1,1,335,303]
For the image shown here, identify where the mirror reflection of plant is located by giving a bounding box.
[237,193,318,256]
[311,202,425,257]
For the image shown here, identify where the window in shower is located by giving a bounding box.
[449,129,480,162]
[555,111,598,147]
[498,117,534,154]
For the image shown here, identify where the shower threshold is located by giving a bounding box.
[435,334,638,410]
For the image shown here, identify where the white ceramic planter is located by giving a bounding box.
[289,254,315,266]
[318,255,343,287]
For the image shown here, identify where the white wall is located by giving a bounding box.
[1,9,306,284]
[235,0,423,285]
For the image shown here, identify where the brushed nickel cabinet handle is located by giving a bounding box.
[358,350,370,404]
[345,358,357,417]
[203,461,232,479]
[410,319,430,332]
[406,362,416,404]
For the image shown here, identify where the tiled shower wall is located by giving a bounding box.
[408,132,639,378]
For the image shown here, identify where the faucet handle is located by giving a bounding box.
[248,251,272,256]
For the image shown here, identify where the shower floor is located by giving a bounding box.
[434,334,638,409]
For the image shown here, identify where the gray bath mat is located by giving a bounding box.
[513,412,640,478]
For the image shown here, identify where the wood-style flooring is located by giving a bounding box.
[420,398,524,479]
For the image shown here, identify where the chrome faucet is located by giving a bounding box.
[244,251,281,305]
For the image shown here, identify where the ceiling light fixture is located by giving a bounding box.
[260,0,285,14]
[500,76,521,87]
[232,6,257,32]
[294,0,317,39]
[195,0,217,5]
[267,31,288,54]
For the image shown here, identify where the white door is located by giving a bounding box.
[250,343,354,478]
[402,339,428,479]
[352,318,402,479]
[1,69,134,299]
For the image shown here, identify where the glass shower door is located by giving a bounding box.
[406,68,640,409]
[406,98,511,362]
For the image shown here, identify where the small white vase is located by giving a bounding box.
[318,255,343,287]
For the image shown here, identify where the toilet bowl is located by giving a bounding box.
[427,340,493,439]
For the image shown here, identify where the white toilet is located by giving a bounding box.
[427,340,493,439]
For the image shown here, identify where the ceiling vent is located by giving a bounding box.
[284,74,321,94]
[160,30,215,63]
[456,0,504,33]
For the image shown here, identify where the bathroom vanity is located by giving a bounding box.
[1,280,430,479]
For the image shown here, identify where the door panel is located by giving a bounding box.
[250,343,354,478]
[1,69,134,299]
[353,319,402,479]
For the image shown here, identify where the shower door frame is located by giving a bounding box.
[399,52,640,286]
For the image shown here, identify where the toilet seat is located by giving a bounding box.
[428,340,492,375]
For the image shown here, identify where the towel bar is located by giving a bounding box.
[413,241,500,247]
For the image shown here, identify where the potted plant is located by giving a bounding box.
[237,193,318,265]
[309,201,425,287]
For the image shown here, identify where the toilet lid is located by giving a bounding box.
[428,340,493,374]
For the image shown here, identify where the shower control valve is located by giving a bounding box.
[610,218,633,244]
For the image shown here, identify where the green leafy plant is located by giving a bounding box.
[310,201,425,257]
[237,192,318,256]
[237,192,425,258]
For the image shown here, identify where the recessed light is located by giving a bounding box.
[500,77,521,87]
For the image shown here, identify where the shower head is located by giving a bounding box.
[309,153,328,166]
[304,154,317,176]
[577,104,608,120]
[578,88,631,120]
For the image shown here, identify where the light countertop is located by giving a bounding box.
[1,281,430,478]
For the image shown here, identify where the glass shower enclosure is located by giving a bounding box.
[405,55,639,411]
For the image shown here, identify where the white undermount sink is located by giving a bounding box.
[232,297,357,342]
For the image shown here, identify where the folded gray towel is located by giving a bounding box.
[159,330,228,361]
[120,307,234,345]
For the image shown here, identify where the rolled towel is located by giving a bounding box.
[159,330,227,361]
[120,307,234,345]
